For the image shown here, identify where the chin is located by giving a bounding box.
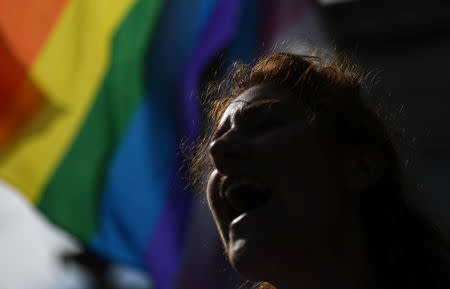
[227,238,272,282]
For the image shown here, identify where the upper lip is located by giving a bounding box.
[221,176,262,199]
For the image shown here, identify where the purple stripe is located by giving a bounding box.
[144,1,242,289]
[178,0,242,141]
[144,162,190,289]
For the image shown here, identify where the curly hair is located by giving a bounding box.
[189,52,450,289]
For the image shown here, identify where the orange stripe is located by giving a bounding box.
[0,0,69,68]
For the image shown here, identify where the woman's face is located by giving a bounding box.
[206,84,355,281]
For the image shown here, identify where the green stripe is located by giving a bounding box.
[38,0,165,242]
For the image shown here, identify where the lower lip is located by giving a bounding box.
[228,207,266,240]
[230,213,247,228]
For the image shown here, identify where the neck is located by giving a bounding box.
[270,212,373,289]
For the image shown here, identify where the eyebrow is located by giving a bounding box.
[234,99,282,122]
[212,99,282,140]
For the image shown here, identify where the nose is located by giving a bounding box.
[208,132,251,174]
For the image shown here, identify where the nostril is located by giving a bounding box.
[212,142,249,161]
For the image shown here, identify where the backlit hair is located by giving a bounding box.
[189,52,450,289]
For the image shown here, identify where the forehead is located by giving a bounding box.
[220,84,300,125]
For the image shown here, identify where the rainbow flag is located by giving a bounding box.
[0,1,319,288]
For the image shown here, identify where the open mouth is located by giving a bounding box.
[222,179,272,221]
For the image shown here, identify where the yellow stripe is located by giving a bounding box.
[0,0,137,202]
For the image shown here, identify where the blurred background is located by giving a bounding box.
[0,0,449,288]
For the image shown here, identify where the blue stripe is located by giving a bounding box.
[89,0,220,268]
[90,92,176,267]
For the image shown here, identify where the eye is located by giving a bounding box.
[252,118,287,134]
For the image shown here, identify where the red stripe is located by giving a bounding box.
[0,37,25,115]
[0,77,45,150]
[0,35,44,150]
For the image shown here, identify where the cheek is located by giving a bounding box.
[262,129,344,220]
[259,128,326,180]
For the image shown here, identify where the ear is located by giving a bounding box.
[345,149,385,194]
